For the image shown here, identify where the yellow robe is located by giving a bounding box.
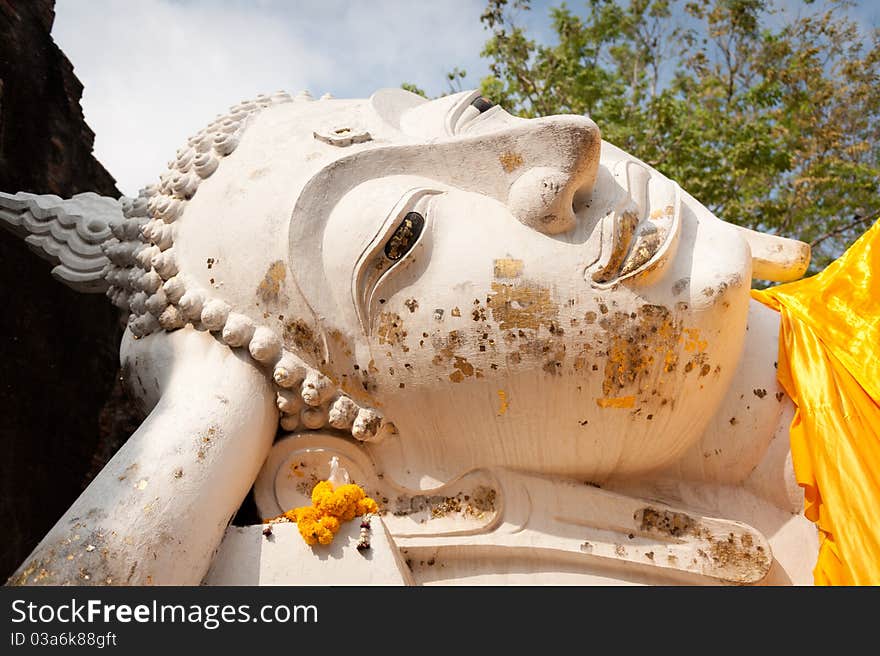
[752,219,880,585]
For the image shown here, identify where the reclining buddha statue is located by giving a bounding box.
[3,87,829,585]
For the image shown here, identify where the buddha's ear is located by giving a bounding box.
[0,190,126,292]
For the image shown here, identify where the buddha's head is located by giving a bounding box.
[117,88,809,489]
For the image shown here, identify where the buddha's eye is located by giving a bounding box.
[353,189,438,335]
[384,211,424,261]
[470,96,495,113]
[454,94,499,134]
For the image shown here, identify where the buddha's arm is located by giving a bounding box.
[7,328,277,586]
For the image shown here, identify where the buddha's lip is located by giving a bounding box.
[588,160,681,287]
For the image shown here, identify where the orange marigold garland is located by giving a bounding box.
[265,457,379,547]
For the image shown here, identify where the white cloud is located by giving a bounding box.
[58,0,873,196]
[52,0,491,194]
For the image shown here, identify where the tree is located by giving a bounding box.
[469,0,880,271]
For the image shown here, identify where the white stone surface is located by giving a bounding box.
[204,520,413,586]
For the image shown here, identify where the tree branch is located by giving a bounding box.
[809,210,879,249]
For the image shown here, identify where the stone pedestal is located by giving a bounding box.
[204,520,414,586]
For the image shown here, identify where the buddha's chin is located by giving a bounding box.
[366,380,716,492]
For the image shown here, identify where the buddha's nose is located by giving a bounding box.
[503,115,601,235]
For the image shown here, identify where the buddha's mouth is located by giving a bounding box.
[588,158,681,287]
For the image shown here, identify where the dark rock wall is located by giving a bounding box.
[0,0,118,195]
[0,0,137,581]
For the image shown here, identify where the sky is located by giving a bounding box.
[52,0,880,196]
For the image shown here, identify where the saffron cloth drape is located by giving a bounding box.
[752,219,880,585]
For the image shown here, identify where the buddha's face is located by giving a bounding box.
[284,89,761,488]
[181,89,761,489]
